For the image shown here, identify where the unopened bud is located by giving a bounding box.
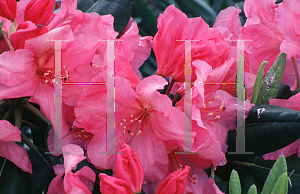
[24,0,55,25]
[0,0,17,21]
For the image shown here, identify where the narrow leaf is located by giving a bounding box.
[247,184,257,194]
[261,155,287,194]
[229,170,242,194]
[0,21,3,34]
[133,0,158,36]
[271,172,288,194]
[256,53,287,104]
[251,61,267,103]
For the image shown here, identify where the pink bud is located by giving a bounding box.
[24,0,55,25]
[99,173,132,194]
[155,166,191,194]
[0,0,17,21]
[115,142,144,193]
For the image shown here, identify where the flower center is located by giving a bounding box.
[36,65,69,86]
[200,96,225,121]
[70,126,94,139]
[168,150,197,184]
[35,49,69,86]
[120,109,149,137]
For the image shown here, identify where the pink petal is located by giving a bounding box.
[213,6,242,40]
[47,172,65,194]
[0,141,32,173]
[136,75,171,116]
[130,129,169,182]
[74,166,96,191]
[0,120,21,142]
[275,0,300,59]
[62,144,86,173]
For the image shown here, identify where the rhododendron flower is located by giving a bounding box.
[24,0,55,25]
[0,0,17,21]
[241,0,299,90]
[74,75,192,182]
[275,0,300,59]
[99,142,144,194]
[153,5,235,83]
[48,144,95,194]
[0,120,32,173]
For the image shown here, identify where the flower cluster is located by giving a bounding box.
[0,0,299,193]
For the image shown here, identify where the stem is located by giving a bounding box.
[14,108,49,165]
[165,77,175,96]
[292,57,300,94]
[172,93,182,106]
[0,158,6,178]
[20,102,51,125]
[210,165,215,180]
[1,31,14,51]
[22,120,41,132]
[1,108,11,120]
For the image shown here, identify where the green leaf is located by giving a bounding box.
[87,0,133,35]
[133,0,158,36]
[271,172,288,194]
[247,184,257,194]
[234,155,300,194]
[77,0,95,12]
[256,53,287,104]
[234,104,300,155]
[0,157,31,194]
[251,61,267,104]
[276,84,292,99]
[175,0,217,26]
[261,155,287,194]
[0,21,3,34]
[229,170,242,194]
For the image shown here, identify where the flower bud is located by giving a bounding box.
[115,142,144,193]
[0,0,17,21]
[24,0,55,25]
[99,173,132,194]
[155,166,190,194]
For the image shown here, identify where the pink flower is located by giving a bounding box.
[240,0,284,75]
[0,120,32,173]
[74,75,191,182]
[99,142,144,194]
[24,0,55,25]
[48,144,95,194]
[275,0,300,59]
[153,5,234,83]
[0,0,17,20]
